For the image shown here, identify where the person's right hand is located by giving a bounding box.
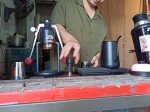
[60,40,80,64]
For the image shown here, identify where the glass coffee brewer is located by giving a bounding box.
[130,13,150,76]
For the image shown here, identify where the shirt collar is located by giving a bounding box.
[96,9,103,19]
[75,0,84,7]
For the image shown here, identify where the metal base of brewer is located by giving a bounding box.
[34,70,64,78]
[35,42,63,78]
[130,71,150,77]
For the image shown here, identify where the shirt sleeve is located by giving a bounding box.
[51,1,66,27]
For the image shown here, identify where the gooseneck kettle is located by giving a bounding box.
[100,36,122,69]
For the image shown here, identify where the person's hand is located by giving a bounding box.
[60,40,80,64]
[91,52,101,67]
[54,24,80,64]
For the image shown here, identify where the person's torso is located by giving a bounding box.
[50,0,107,69]
[60,0,107,61]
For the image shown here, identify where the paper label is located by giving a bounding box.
[139,35,150,52]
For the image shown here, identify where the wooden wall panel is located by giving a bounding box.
[99,0,125,68]
[124,0,143,68]
[99,0,144,69]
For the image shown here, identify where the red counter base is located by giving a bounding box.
[0,74,150,105]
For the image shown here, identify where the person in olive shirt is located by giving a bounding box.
[51,0,107,67]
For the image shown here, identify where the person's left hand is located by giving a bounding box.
[90,52,101,67]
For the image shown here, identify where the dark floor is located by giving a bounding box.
[104,106,150,112]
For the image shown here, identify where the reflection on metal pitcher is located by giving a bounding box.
[11,61,25,80]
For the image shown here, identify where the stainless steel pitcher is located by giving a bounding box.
[11,61,25,80]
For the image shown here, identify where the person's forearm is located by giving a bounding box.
[95,52,101,59]
[56,24,79,44]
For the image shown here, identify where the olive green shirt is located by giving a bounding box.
[50,0,107,69]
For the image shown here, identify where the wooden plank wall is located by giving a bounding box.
[99,0,145,69]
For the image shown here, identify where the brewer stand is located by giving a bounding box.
[34,42,64,77]
[25,19,64,77]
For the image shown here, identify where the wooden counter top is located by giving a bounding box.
[0,74,150,105]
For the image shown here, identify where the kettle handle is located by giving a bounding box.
[117,35,123,43]
[114,35,123,63]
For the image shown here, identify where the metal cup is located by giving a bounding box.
[11,61,25,80]
[81,61,91,68]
